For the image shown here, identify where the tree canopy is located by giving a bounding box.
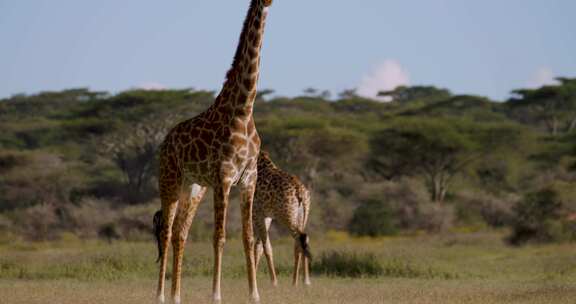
[0,80,575,241]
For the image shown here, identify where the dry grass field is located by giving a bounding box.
[1,231,575,304]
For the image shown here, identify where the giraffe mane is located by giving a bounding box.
[228,0,269,79]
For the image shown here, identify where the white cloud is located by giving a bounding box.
[136,82,167,91]
[527,67,558,88]
[357,59,410,100]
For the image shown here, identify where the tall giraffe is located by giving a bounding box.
[155,0,273,303]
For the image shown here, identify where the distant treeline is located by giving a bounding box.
[0,79,575,244]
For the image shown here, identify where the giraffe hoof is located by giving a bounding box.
[248,291,261,304]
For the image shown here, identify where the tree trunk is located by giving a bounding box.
[428,174,447,204]
[567,117,576,133]
[438,186,447,203]
[544,116,560,136]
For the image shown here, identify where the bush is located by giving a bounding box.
[12,203,59,241]
[312,251,383,277]
[0,151,27,173]
[348,199,398,237]
[116,203,158,241]
[65,199,156,241]
[0,151,83,211]
[455,191,516,228]
[4,197,157,242]
[478,195,516,227]
[507,187,574,245]
[312,250,457,279]
[349,180,454,235]
[63,198,117,238]
[98,224,121,243]
[416,203,455,232]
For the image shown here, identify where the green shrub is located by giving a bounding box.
[348,199,398,237]
[312,251,383,277]
[349,180,454,235]
[507,187,574,245]
[13,204,59,241]
[455,191,515,228]
[312,250,457,279]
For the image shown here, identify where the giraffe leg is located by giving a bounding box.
[254,216,276,286]
[262,218,277,286]
[253,213,265,271]
[157,186,179,304]
[254,239,264,271]
[302,208,312,286]
[241,184,260,303]
[292,242,302,287]
[171,184,206,304]
[212,182,231,304]
[262,234,277,286]
[303,253,311,286]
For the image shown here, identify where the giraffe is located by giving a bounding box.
[154,1,273,303]
[253,151,312,287]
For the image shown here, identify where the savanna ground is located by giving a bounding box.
[1,231,575,304]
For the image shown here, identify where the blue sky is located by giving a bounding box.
[1,0,575,101]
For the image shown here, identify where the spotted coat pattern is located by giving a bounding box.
[253,151,312,286]
[155,1,273,303]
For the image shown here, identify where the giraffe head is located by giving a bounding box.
[263,0,273,7]
[257,150,276,171]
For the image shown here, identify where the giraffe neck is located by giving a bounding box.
[215,0,270,112]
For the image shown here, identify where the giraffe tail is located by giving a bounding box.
[299,233,312,260]
[152,210,163,263]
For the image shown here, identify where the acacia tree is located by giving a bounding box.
[255,89,275,103]
[378,85,451,104]
[368,118,522,203]
[302,87,331,99]
[259,118,367,186]
[103,114,177,203]
[508,78,576,136]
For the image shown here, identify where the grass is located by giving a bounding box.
[0,231,575,303]
[2,277,576,304]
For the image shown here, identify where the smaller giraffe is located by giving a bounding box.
[253,151,312,286]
